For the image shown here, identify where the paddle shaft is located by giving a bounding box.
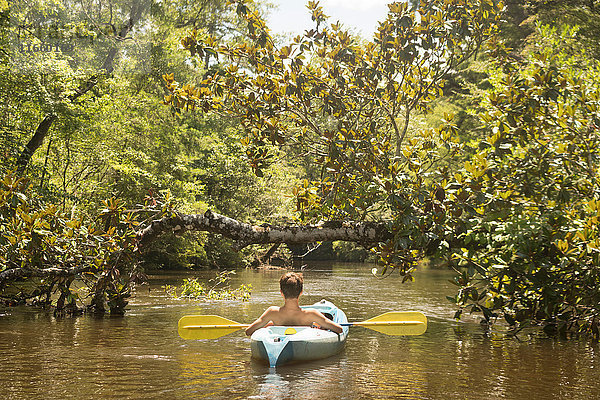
[178,311,427,339]
[184,324,249,329]
[340,320,425,327]
[183,321,423,330]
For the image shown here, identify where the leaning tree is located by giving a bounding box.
[4,0,598,338]
[155,0,600,337]
[5,0,504,302]
[155,0,504,277]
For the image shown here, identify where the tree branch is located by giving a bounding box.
[136,210,393,250]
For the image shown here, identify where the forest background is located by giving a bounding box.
[1,0,600,338]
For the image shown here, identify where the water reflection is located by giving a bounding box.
[1,264,600,399]
[249,355,353,400]
[175,336,252,398]
[253,371,290,400]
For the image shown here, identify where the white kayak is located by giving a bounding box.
[250,299,349,367]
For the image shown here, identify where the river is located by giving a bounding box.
[1,263,599,399]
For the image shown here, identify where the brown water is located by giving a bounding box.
[1,263,599,399]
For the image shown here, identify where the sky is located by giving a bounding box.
[265,0,391,40]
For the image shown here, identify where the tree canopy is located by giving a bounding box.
[0,0,296,313]
[160,0,600,337]
[164,0,504,268]
[1,0,599,339]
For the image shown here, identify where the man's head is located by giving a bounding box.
[279,272,303,299]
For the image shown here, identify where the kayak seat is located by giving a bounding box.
[322,313,333,321]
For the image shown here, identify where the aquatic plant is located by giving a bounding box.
[164,271,252,301]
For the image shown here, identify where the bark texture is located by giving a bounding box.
[137,210,393,250]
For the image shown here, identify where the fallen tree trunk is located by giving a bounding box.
[1,209,392,287]
[137,210,393,250]
[1,209,392,309]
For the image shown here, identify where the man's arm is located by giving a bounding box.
[309,310,343,334]
[245,306,277,336]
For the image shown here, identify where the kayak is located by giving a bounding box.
[250,299,349,367]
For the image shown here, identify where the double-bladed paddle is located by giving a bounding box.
[178,311,427,340]
[340,311,427,336]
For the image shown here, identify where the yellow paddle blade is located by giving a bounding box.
[178,315,249,340]
[355,311,427,336]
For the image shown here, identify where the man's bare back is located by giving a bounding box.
[245,303,343,335]
[245,272,343,336]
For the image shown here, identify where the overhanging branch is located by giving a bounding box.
[136,210,393,250]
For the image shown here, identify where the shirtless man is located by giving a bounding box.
[245,272,343,336]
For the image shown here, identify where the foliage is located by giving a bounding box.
[162,0,600,338]
[163,270,252,301]
[0,171,163,313]
[3,0,599,340]
[449,24,600,338]
[140,232,208,269]
[2,0,298,273]
[525,0,600,59]
[165,0,504,278]
[332,241,370,262]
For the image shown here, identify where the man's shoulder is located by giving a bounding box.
[303,308,324,317]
